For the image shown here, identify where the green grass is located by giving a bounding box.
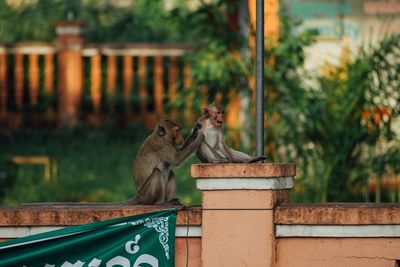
[0,126,202,206]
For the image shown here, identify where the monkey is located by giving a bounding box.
[132,119,204,205]
[183,103,265,163]
[179,121,202,151]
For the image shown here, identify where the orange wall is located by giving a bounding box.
[176,237,201,267]
[277,237,400,267]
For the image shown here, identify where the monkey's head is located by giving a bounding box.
[156,119,184,147]
[204,103,225,128]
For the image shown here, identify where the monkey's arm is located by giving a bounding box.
[179,121,202,151]
[167,133,204,166]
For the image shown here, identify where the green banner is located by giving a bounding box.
[0,209,177,267]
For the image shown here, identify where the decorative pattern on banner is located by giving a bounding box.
[0,209,177,267]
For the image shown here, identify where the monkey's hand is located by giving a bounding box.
[179,123,203,151]
[194,121,202,130]
[248,156,266,163]
[191,121,202,139]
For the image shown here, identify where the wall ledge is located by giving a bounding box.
[196,177,294,190]
[191,163,296,178]
[0,225,202,239]
[275,203,400,225]
[276,224,400,237]
[0,204,201,227]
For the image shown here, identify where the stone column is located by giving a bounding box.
[55,21,85,126]
[192,163,295,267]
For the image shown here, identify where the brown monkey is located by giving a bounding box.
[132,119,204,204]
[187,103,265,163]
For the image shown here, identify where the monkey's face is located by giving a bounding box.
[209,107,225,128]
[157,120,184,147]
[173,126,184,146]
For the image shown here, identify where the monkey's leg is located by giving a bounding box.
[165,170,181,205]
[198,143,231,163]
[136,169,165,204]
[228,148,253,163]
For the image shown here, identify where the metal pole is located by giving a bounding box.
[256,0,264,157]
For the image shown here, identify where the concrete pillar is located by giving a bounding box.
[192,163,295,267]
[55,21,85,126]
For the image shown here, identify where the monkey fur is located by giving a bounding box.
[184,103,265,163]
[132,119,204,204]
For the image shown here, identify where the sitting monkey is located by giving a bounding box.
[132,119,204,204]
[182,103,265,163]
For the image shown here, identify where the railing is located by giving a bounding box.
[0,33,193,128]
[80,44,193,125]
[0,43,57,126]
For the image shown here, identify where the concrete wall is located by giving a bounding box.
[276,203,400,267]
[192,163,400,267]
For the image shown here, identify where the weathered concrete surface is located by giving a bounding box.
[191,163,296,178]
[0,204,201,226]
[195,163,296,267]
[275,203,400,225]
[276,237,400,267]
[202,209,275,267]
[175,238,201,267]
[202,190,290,209]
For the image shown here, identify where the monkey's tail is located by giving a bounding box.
[122,196,140,204]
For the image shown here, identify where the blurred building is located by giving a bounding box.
[285,0,400,71]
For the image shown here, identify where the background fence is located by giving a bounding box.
[0,21,195,128]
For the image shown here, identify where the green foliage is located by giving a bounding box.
[263,12,316,163]
[188,42,247,104]
[266,32,400,202]
[0,127,201,205]
[83,0,180,43]
[0,0,62,42]
[173,0,249,111]
[0,0,186,43]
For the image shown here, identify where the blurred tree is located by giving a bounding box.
[0,0,187,43]
[265,30,400,202]
[172,0,250,112]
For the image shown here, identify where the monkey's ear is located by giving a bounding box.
[203,108,209,115]
[157,125,166,136]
